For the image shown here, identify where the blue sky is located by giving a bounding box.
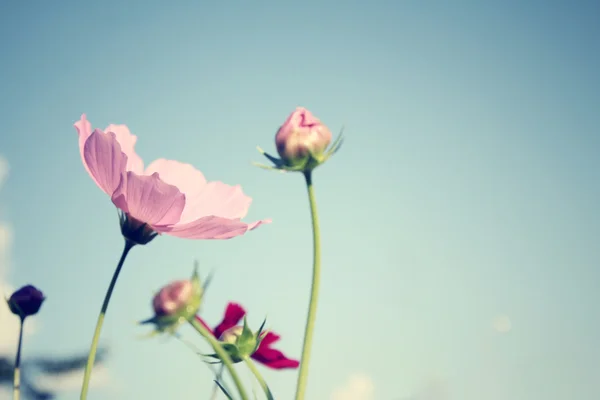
[0,1,599,399]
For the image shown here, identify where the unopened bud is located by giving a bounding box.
[275,107,332,169]
[256,107,343,173]
[219,325,244,344]
[139,265,203,335]
[7,285,45,319]
[206,317,267,364]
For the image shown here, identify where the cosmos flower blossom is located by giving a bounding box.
[74,114,269,241]
[196,303,299,370]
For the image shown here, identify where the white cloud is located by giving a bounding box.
[0,211,12,278]
[0,157,111,397]
[36,364,111,393]
[0,158,34,355]
[402,378,449,400]
[0,387,10,400]
[331,374,375,400]
[492,315,512,334]
[0,156,8,191]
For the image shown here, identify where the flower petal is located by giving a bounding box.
[162,216,271,240]
[253,333,300,370]
[145,159,208,223]
[111,171,185,226]
[146,159,254,222]
[105,124,144,174]
[259,331,281,347]
[213,303,246,339]
[186,182,253,220]
[74,114,94,175]
[82,129,127,195]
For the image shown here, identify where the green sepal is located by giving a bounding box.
[237,316,258,356]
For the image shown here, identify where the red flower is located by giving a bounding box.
[196,303,299,370]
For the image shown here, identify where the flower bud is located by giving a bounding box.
[255,107,344,173]
[275,107,332,169]
[7,285,45,319]
[152,279,194,316]
[139,265,204,335]
[206,317,267,364]
[219,325,244,344]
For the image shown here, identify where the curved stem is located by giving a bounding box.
[189,318,249,400]
[173,334,229,399]
[294,170,322,400]
[80,239,135,400]
[244,357,273,400]
[13,317,24,400]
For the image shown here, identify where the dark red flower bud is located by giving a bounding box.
[7,285,45,319]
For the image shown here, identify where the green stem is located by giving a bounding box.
[189,318,249,400]
[244,357,273,400]
[13,317,24,400]
[294,170,322,400]
[209,365,226,400]
[174,334,229,399]
[80,239,135,400]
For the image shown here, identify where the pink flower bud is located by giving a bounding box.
[275,107,332,168]
[152,279,193,317]
[140,266,204,335]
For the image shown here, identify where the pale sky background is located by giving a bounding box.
[1,1,599,399]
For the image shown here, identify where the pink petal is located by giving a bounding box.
[259,331,281,347]
[185,181,253,221]
[213,303,246,339]
[146,159,253,223]
[105,124,145,174]
[111,171,185,226]
[145,159,208,223]
[82,130,127,195]
[252,331,299,370]
[162,216,270,240]
[252,346,300,369]
[74,114,94,179]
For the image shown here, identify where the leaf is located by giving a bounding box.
[214,379,234,400]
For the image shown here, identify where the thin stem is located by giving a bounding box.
[209,365,225,400]
[294,170,322,400]
[189,318,249,400]
[173,334,229,399]
[80,239,135,400]
[244,357,273,400]
[12,317,25,400]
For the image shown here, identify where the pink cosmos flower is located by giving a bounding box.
[196,302,299,369]
[74,114,269,241]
